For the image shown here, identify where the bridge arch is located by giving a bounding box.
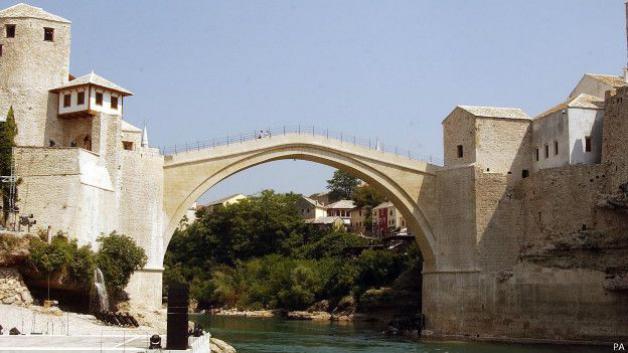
[162,134,440,270]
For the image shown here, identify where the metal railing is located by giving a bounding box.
[158,125,442,165]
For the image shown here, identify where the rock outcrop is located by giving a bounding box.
[211,337,237,353]
[0,267,33,306]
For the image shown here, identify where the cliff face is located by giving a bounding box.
[521,228,628,291]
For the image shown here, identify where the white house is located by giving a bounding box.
[51,72,132,118]
[532,93,605,171]
[296,196,327,220]
[326,199,356,226]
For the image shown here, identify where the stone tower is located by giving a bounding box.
[0,3,71,146]
[602,86,628,190]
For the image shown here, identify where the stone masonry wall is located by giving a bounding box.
[602,86,628,191]
[474,118,531,180]
[13,147,117,246]
[443,109,476,168]
[0,16,71,147]
[426,162,628,341]
[118,147,164,308]
[475,170,521,273]
[433,166,477,270]
[118,148,164,268]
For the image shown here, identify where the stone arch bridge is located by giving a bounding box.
[161,130,442,271]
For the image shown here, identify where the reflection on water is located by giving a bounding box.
[193,315,609,353]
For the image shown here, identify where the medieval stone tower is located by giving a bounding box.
[0,4,71,146]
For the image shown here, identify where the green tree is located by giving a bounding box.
[0,106,18,223]
[326,170,360,202]
[96,232,147,298]
[163,189,421,312]
[352,184,386,209]
[351,185,387,234]
[27,234,96,288]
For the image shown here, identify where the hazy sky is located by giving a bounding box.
[5,0,626,203]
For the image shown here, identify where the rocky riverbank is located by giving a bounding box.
[209,305,354,322]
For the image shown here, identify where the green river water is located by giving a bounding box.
[193,315,610,353]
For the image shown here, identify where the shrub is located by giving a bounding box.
[353,249,407,295]
[96,232,147,298]
[69,244,96,285]
[296,231,368,259]
[27,234,96,288]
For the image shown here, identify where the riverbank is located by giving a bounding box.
[0,303,237,352]
[208,308,354,322]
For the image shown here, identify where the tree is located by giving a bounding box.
[352,184,386,209]
[97,232,147,299]
[326,170,360,202]
[26,233,96,289]
[351,184,387,234]
[0,106,18,223]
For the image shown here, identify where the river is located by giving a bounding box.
[193,315,609,353]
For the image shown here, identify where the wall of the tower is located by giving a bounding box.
[0,16,70,147]
[602,86,628,190]
[13,147,117,246]
[119,148,165,309]
[442,109,477,168]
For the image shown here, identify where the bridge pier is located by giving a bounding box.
[126,267,164,309]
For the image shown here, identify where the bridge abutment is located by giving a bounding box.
[126,267,164,309]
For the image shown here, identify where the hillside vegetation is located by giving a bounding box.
[164,190,421,313]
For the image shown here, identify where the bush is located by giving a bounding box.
[96,232,147,298]
[295,231,368,259]
[163,190,423,312]
[353,249,407,295]
[69,244,96,285]
[27,234,96,288]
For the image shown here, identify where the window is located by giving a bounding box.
[122,141,134,151]
[111,96,119,109]
[6,24,15,38]
[554,141,558,155]
[44,27,54,42]
[95,92,103,106]
[77,91,85,105]
[457,145,464,158]
[522,169,529,179]
[63,94,71,107]
[535,148,539,162]
[544,144,549,159]
[585,136,592,152]
[0,44,2,57]
[83,135,92,150]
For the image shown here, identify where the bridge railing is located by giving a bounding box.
[159,125,442,165]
